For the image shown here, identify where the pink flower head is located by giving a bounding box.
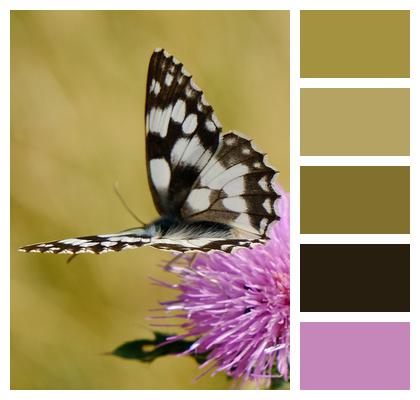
[154,186,290,387]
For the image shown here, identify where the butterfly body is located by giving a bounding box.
[139,215,234,243]
[20,48,280,256]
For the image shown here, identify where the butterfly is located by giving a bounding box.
[19,48,280,256]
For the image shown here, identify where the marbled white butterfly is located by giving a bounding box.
[19,49,280,256]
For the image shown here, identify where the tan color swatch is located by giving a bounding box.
[301,89,410,156]
[301,11,410,77]
[301,167,410,234]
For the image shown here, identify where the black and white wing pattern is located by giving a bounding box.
[180,131,279,240]
[145,49,223,216]
[145,49,280,243]
[19,230,153,255]
[20,48,281,256]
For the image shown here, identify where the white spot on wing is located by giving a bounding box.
[205,119,216,132]
[186,188,212,213]
[260,218,268,232]
[258,176,269,191]
[180,136,205,166]
[195,148,214,170]
[101,241,118,247]
[225,136,237,146]
[185,87,194,98]
[120,236,145,243]
[262,198,272,213]
[182,114,198,134]
[148,106,173,138]
[150,158,171,192]
[200,161,225,187]
[59,238,88,245]
[79,241,99,247]
[165,73,173,86]
[224,177,245,196]
[59,249,74,254]
[149,78,156,93]
[208,164,249,190]
[157,238,214,249]
[222,197,247,213]
[172,99,186,123]
[153,80,161,95]
[108,236,126,242]
[234,214,260,235]
[170,137,189,165]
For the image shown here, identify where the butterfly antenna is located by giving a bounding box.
[67,254,78,263]
[113,182,146,226]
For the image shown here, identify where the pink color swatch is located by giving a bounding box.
[300,322,410,390]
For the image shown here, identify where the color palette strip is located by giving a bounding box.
[301,89,410,156]
[300,322,410,390]
[300,10,410,77]
[299,9,411,391]
[300,244,410,312]
[300,166,410,234]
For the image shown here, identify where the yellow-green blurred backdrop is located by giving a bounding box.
[11,11,289,389]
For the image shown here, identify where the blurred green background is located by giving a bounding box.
[11,11,289,389]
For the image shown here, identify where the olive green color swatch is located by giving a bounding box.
[301,89,410,156]
[300,11,410,77]
[301,167,410,234]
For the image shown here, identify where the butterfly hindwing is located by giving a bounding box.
[150,237,266,253]
[181,131,280,240]
[145,49,222,216]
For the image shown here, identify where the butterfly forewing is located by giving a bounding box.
[145,49,222,216]
[19,231,152,255]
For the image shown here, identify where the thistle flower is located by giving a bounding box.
[153,187,290,387]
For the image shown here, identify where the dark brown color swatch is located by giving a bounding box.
[300,10,410,77]
[300,244,410,312]
[300,167,410,234]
